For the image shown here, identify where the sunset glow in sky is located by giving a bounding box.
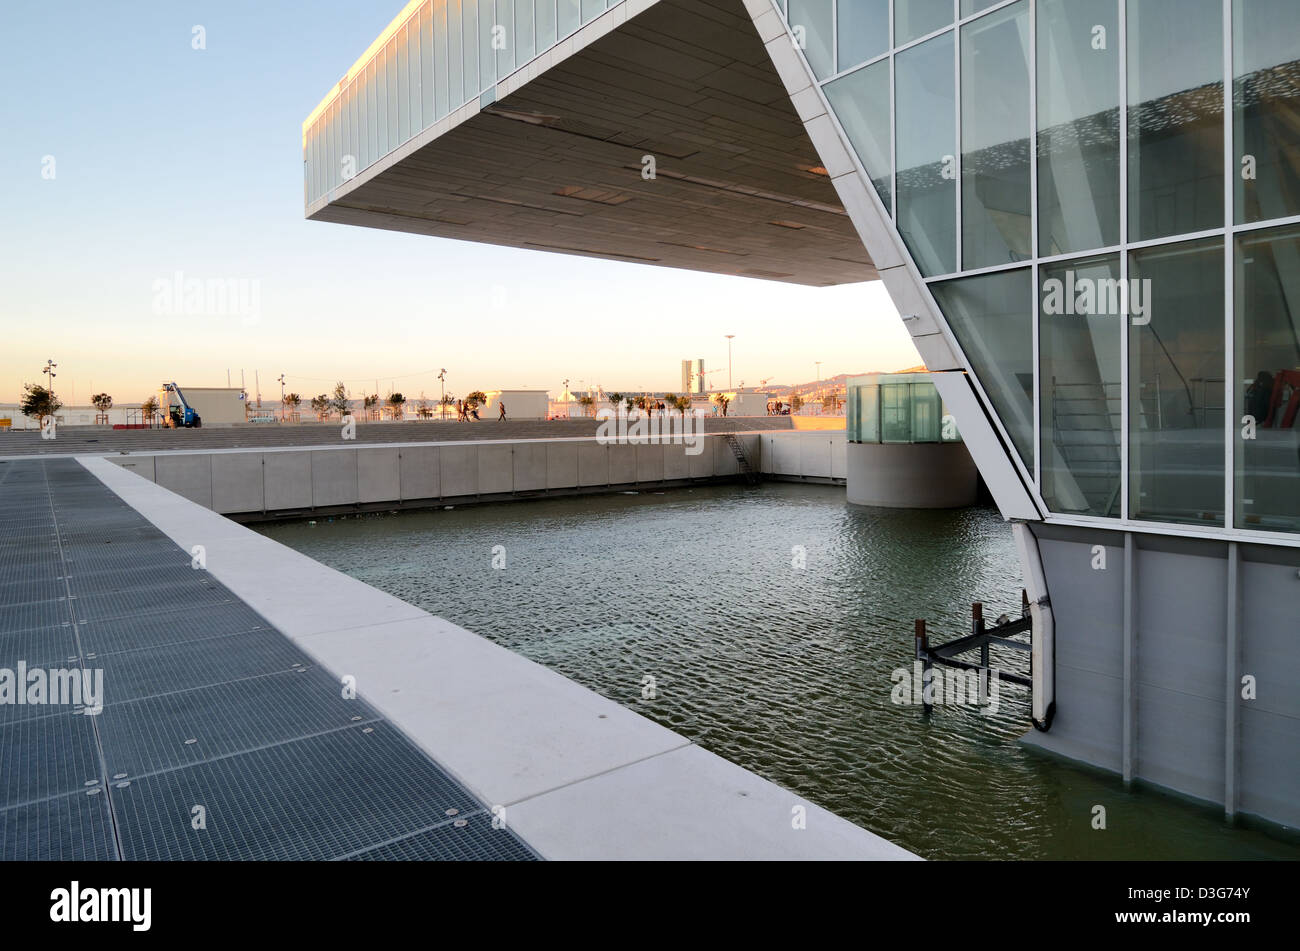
[0,0,916,405]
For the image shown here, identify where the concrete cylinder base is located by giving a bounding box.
[846,442,979,508]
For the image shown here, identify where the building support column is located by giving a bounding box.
[1225,542,1241,820]
[1122,532,1137,786]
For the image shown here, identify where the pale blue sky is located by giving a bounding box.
[0,0,913,406]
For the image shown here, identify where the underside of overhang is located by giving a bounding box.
[309,0,875,287]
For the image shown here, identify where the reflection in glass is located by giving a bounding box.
[422,6,436,127]
[1234,0,1300,223]
[896,33,957,276]
[496,0,514,80]
[1235,225,1300,532]
[962,0,1001,14]
[1127,0,1223,242]
[1037,0,1119,256]
[479,0,495,94]
[961,1,1031,270]
[1128,239,1225,525]
[837,0,889,72]
[931,268,1035,469]
[912,382,943,442]
[581,0,606,23]
[463,0,479,98]
[824,60,892,213]
[397,26,410,144]
[386,37,400,152]
[789,0,834,79]
[1040,254,1123,516]
[896,0,953,46]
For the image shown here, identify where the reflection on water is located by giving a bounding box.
[258,484,1298,859]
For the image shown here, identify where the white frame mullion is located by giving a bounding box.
[1030,0,1040,490]
[1223,0,1235,531]
[954,2,962,275]
[1118,0,1130,521]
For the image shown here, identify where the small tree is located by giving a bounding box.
[607,392,623,415]
[91,393,113,424]
[464,390,487,410]
[712,393,730,416]
[578,395,594,417]
[624,396,635,414]
[141,395,160,425]
[330,382,350,418]
[387,392,406,419]
[282,392,301,421]
[363,393,379,420]
[311,394,330,420]
[415,398,432,419]
[675,395,693,415]
[21,383,63,424]
[439,393,455,419]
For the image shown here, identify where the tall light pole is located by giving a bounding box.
[725,335,735,390]
[438,368,447,419]
[277,374,286,421]
[42,359,57,399]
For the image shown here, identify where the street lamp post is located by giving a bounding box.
[725,335,735,390]
[438,369,447,420]
[43,359,57,399]
[277,374,286,421]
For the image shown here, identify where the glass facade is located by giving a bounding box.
[777,0,1300,538]
[304,0,625,204]
[847,374,962,444]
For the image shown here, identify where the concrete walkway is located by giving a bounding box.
[2,454,915,860]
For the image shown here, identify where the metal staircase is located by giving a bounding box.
[723,433,760,486]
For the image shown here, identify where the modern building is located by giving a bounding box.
[681,358,705,394]
[845,371,978,507]
[481,388,551,419]
[303,0,1300,828]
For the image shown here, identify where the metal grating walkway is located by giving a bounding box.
[0,458,538,861]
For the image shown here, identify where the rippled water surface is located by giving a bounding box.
[258,484,1299,859]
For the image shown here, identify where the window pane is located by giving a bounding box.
[961,1,1031,270]
[496,0,514,79]
[789,1,834,79]
[397,26,410,143]
[824,59,892,213]
[480,0,495,93]
[881,383,913,442]
[559,0,580,37]
[1128,238,1225,525]
[422,4,435,127]
[1040,254,1123,516]
[912,382,943,441]
[896,32,956,276]
[367,60,378,164]
[537,0,556,49]
[581,0,605,23]
[1235,224,1300,532]
[449,2,464,108]
[857,385,881,441]
[386,38,400,152]
[837,0,888,71]
[931,268,1035,469]
[377,47,388,154]
[1037,0,1119,256]
[1127,0,1224,242]
[435,2,450,117]
[463,0,479,97]
[516,1,535,63]
[896,0,952,46]
[1234,0,1300,223]
[962,0,1001,14]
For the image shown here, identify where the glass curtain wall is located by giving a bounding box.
[780,0,1300,537]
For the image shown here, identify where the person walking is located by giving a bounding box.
[456,398,464,421]
[498,400,507,421]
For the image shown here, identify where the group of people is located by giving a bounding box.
[451,399,506,421]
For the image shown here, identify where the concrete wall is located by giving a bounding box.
[757,430,847,482]
[845,442,979,509]
[110,434,767,518]
[1022,523,1300,830]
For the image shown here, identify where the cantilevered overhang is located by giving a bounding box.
[305,0,874,286]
